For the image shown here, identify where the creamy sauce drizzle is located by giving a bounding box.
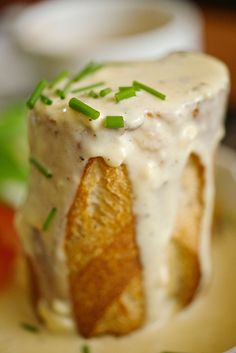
[16,53,229,330]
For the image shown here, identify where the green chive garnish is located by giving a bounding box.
[29,158,52,178]
[56,89,65,99]
[26,80,47,109]
[73,62,104,82]
[115,87,136,102]
[104,115,124,129]
[81,344,90,353]
[72,81,105,94]
[133,80,166,100]
[42,207,57,231]
[99,87,112,97]
[69,97,100,120]
[88,90,99,98]
[40,95,53,105]
[57,62,104,98]
[49,70,69,88]
[20,322,39,333]
[119,85,140,92]
[56,80,72,99]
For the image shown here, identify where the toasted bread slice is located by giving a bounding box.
[65,154,205,336]
[167,154,204,305]
[65,157,145,337]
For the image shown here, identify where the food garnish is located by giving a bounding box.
[56,82,71,99]
[133,80,166,100]
[58,62,105,99]
[40,95,53,105]
[73,62,104,82]
[20,322,39,333]
[81,344,91,353]
[29,158,52,178]
[26,80,47,109]
[42,207,57,231]
[99,87,112,97]
[26,63,167,117]
[88,90,99,98]
[72,82,105,94]
[115,86,136,102]
[69,98,100,120]
[49,70,69,88]
[104,115,124,129]
[119,85,139,92]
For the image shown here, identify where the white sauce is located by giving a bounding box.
[16,52,229,331]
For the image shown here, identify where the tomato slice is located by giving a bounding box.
[0,203,20,290]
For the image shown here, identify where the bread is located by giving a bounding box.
[65,158,144,337]
[16,52,229,337]
[167,154,204,306]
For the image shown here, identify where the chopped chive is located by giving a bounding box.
[88,90,99,98]
[40,95,53,105]
[42,207,57,231]
[49,70,69,88]
[99,87,112,97]
[104,115,124,129]
[133,80,166,100]
[29,157,52,178]
[56,89,66,99]
[56,80,72,99]
[26,80,47,109]
[55,89,64,99]
[69,97,100,120]
[81,344,91,353]
[115,87,136,102]
[73,62,104,82]
[72,81,105,94]
[63,81,72,96]
[119,85,140,92]
[57,62,105,98]
[20,322,39,333]
[119,86,131,90]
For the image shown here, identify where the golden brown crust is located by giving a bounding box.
[167,239,201,306]
[167,154,204,306]
[29,153,205,334]
[65,157,145,337]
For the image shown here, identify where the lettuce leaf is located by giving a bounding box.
[0,103,29,207]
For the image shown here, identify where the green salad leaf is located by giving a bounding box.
[0,102,29,207]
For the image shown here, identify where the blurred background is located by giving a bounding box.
[0,0,235,205]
